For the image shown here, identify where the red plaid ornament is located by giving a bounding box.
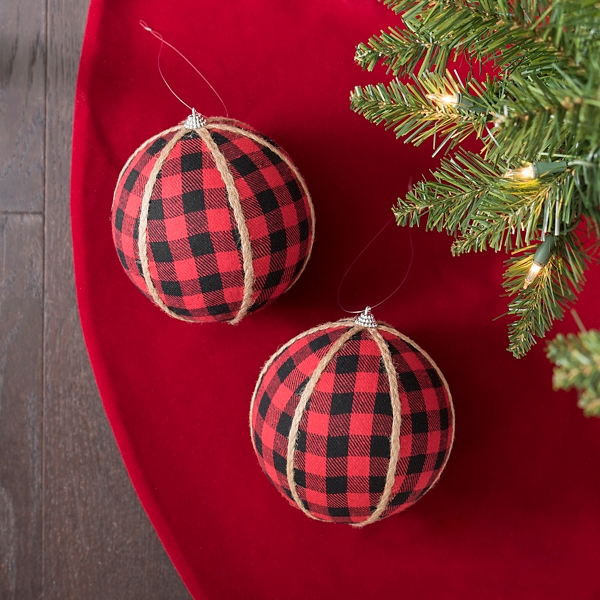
[250,308,454,526]
[112,112,315,323]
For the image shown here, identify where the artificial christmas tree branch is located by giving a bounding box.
[350,74,490,155]
[356,0,573,78]
[547,325,600,417]
[503,232,589,357]
[352,0,600,415]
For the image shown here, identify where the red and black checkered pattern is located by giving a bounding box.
[112,118,314,322]
[250,321,453,525]
[113,129,181,300]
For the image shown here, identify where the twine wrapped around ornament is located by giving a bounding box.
[112,112,315,323]
[250,308,454,526]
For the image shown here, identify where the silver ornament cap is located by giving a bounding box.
[355,306,378,328]
[184,108,207,129]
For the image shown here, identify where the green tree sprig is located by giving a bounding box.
[547,327,600,417]
[351,0,600,363]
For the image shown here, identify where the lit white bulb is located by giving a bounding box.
[505,164,536,181]
[426,93,459,107]
[523,262,543,289]
[523,234,556,289]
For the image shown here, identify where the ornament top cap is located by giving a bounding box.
[184,108,207,129]
[355,307,378,328]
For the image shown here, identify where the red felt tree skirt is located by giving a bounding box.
[71,1,600,598]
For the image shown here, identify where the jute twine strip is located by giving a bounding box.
[248,321,345,456]
[112,126,182,212]
[353,326,403,527]
[137,128,195,322]
[206,123,316,294]
[377,323,456,490]
[197,127,255,323]
[286,325,361,522]
[206,116,256,130]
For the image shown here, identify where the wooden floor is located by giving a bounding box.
[0,2,190,598]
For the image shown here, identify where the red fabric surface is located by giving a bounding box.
[71,1,600,598]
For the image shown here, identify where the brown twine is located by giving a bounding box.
[352,327,403,527]
[206,116,256,130]
[377,323,456,490]
[248,321,345,456]
[206,123,316,293]
[137,128,195,322]
[197,127,255,323]
[286,325,361,522]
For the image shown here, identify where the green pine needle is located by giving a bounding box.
[350,73,489,151]
[502,234,589,358]
[356,0,569,78]
[547,329,600,417]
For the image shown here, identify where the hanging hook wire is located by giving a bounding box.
[337,217,414,314]
[139,20,229,117]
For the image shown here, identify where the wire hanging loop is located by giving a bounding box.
[139,20,229,117]
[337,217,414,315]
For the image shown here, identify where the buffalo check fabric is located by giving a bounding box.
[251,322,453,524]
[207,120,313,313]
[378,327,453,519]
[113,129,181,301]
[252,325,351,505]
[112,120,313,322]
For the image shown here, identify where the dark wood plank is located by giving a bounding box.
[0,4,46,597]
[0,214,43,600]
[0,1,46,213]
[42,1,191,598]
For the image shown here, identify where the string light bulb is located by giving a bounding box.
[505,161,569,181]
[426,92,459,107]
[505,164,537,181]
[426,92,486,113]
[523,235,555,289]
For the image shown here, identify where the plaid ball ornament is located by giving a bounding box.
[112,111,315,323]
[250,308,454,526]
